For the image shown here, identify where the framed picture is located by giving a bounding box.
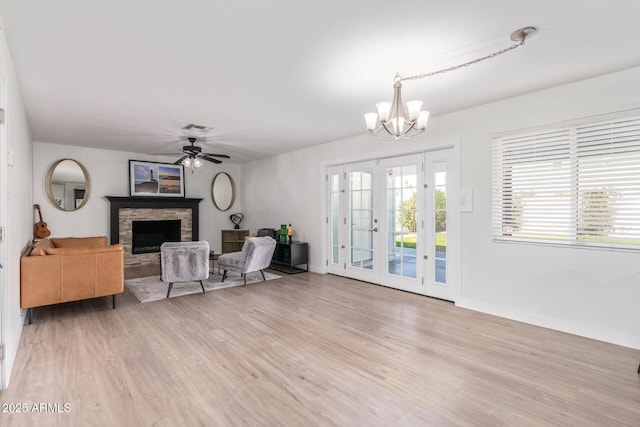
[129,160,185,197]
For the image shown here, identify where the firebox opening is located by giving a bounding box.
[132,219,181,254]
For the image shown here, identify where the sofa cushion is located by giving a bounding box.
[51,236,107,248]
[30,238,54,256]
[45,244,123,256]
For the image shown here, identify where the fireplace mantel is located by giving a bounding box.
[106,196,203,245]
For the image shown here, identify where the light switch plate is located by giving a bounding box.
[460,188,473,212]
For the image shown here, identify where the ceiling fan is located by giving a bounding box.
[174,137,230,168]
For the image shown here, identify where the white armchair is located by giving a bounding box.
[218,236,276,286]
[160,241,210,298]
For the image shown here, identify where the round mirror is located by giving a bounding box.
[211,172,235,211]
[45,159,91,211]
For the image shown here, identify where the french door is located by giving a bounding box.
[379,154,424,293]
[327,150,458,301]
[423,149,457,301]
[328,161,379,283]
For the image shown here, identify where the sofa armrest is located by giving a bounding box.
[20,255,62,308]
[96,245,124,297]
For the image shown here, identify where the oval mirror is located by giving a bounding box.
[211,172,235,211]
[45,159,91,211]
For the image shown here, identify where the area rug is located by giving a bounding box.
[125,271,281,303]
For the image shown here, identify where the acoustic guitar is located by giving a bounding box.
[34,204,51,239]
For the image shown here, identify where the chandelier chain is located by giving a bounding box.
[399,39,525,82]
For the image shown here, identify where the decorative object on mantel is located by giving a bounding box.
[125,271,280,303]
[229,212,244,229]
[129,160,185,197]
[287,224,293,244]
[365,26,537,140]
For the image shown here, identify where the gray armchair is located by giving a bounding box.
[160,241,210,297]
[218,236,276,286]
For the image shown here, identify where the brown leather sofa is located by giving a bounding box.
[20,236,124,323]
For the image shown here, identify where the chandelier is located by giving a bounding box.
[365,26,536,139]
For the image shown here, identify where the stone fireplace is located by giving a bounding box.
[106,196,202,268]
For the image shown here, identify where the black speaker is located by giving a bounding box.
[257,228,277,240]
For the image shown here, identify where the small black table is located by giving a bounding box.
[271,241,309,274]
[209,250,220,275]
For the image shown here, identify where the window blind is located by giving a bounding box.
[492,113,640,250]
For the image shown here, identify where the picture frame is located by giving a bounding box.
[129,160,185,197]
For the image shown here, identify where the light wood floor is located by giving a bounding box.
[2,270,639,426]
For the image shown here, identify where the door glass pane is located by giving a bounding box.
[403,255,417,277]
[351,210,361,227]
[434,161,447,283]
[362,250,374,270]
[332,192,339,209]
[331,174,340,192]
[362,171,373,190]
[351,172,361,191]
[330,172,341,265]
[386,165,417,279]
[362,189,372,211]
[349,170,374,271]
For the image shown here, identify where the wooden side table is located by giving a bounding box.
[221,229,249,253]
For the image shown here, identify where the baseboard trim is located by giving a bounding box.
[456,299,640,350]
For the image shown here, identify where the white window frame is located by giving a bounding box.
[492,110,640,251]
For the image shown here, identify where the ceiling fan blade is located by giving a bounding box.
[200,154,222,164]
[174,155,188,165]
[202,152,231,159]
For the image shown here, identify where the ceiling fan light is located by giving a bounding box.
[182,157,192,168]
[193,158,203,168]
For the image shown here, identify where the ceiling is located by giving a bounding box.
[1,1,640,163]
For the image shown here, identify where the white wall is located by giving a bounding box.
[32,142,243,254]
[0,28,34,387]
[241,66,640,349]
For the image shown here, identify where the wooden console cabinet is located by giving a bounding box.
[221,229,249,253]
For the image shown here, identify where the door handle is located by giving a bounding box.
[369,227,378,232]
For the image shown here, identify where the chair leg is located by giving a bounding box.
[112,294,116,309]
[28,308,33,325]
[222,270,228,282]
[260,270,266,281]
[244,275,247,287]
[167,282,174,298]
[199,280,206,295]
